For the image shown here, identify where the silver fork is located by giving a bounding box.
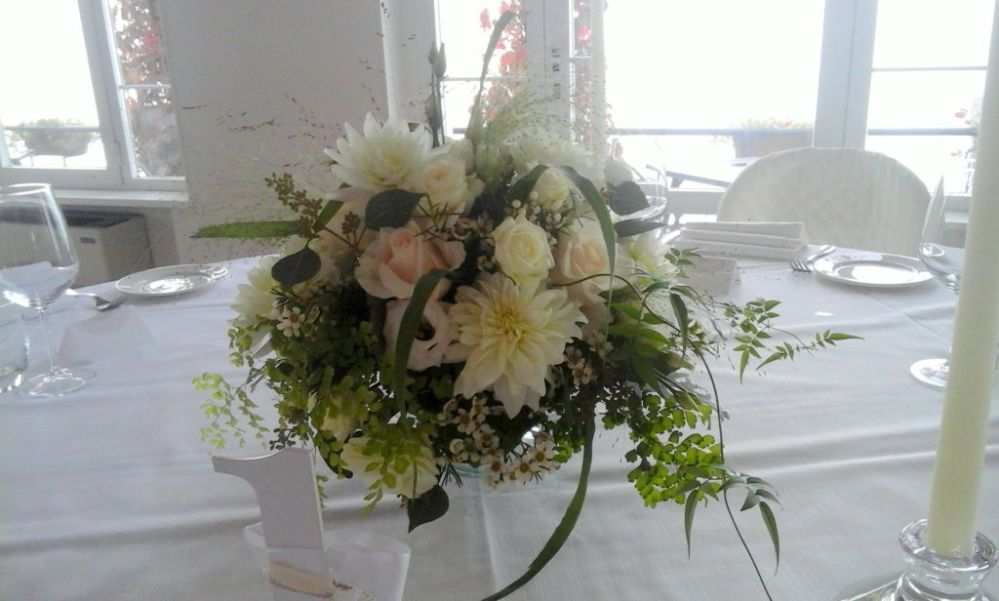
[66,289,126,311]
[789,244,836,272]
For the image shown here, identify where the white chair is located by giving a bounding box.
[716,147,931,255]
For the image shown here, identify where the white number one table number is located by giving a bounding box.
[213,448,349,601]
[213,448,411,601]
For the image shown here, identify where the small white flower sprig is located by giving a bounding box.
[193,12,858,601]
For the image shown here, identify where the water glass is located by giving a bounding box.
[0,300,29,395]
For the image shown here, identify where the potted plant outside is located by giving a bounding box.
[19,119,97,158]
[731,118,813,159]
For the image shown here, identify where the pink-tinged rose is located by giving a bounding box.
[551,218,634,307]
[355,223,466,299]
[384,298,461,371]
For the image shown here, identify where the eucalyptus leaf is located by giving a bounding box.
[613,219,671,238]
[271,246,321,288]
[407,485,449,532]
[192,220,301,239]
[608,180,649,215]
[365,189,423,229]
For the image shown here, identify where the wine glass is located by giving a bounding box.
[0,183,94,397]
[910,180,965,388]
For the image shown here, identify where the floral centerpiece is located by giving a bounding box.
[196,16,853,600]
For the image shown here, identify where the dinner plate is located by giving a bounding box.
[813,251,933,288]
[115,263,229,297]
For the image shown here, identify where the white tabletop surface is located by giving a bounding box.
[2,257,997,601]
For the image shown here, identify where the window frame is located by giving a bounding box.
[0,0,185,193]
[386,0,984,211]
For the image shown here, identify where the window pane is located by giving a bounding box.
[867,1,991,185]
[107,0,184,179]
[868,71,986,130]
[437,0,526,77]
[873,0,994,68]
[0,0,106,169]
[108,0,172,86]
[122,87,184,178]
[866,135,976,192]
[603,0,823,177]
[437,1,527,136]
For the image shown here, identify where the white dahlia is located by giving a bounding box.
[324,113,436,191]
[507,128,603,188]
[231,255,278,326]
[450,274,585,417]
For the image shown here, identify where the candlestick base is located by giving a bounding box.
[836,520,997,601]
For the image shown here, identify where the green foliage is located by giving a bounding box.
[271,246,321,287]
[607,180,649,215]
[407,485,449,532]
[613,218,670,238]
[193,372,268,448]
[192,220,303,239]
[726,299,861,381]
[365,189,424,229]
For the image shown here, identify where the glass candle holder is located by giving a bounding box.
[837,519,996,601]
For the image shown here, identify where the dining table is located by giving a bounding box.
[1,254,997,601]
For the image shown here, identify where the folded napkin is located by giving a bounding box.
[671,221,806,260]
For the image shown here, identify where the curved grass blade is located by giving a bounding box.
[480,414,595,601]
[392,269,449,402]
[559,167,617,300]
[466,10,517,144]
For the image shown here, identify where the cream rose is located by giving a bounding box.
[446,138,476,174]
[492,214,554,285]
[530,169,573,211]
[355,224,466,299]
[383,298,461,371]
[552,218,634,307]
[419,157,482,215]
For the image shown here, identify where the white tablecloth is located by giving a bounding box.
[2,258,997,601]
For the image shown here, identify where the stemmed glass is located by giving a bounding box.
[0,183,94,397]
[910,181,965,388]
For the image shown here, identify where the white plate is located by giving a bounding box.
[115,263,229,297]
[813,251,933,288]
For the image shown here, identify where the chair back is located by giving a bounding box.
[717,147,931,255]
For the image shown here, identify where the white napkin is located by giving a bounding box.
[57,307,153,367]
[671,221,806,259]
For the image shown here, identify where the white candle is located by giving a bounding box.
[925,0,999,557]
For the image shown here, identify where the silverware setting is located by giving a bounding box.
[66,289,126,312]
[789,244,837,272]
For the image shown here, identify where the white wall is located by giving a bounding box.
[158,0,391,262]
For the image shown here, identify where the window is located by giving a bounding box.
[0,0,184,190]
[422,0,992,208]
[865,0,993,192]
